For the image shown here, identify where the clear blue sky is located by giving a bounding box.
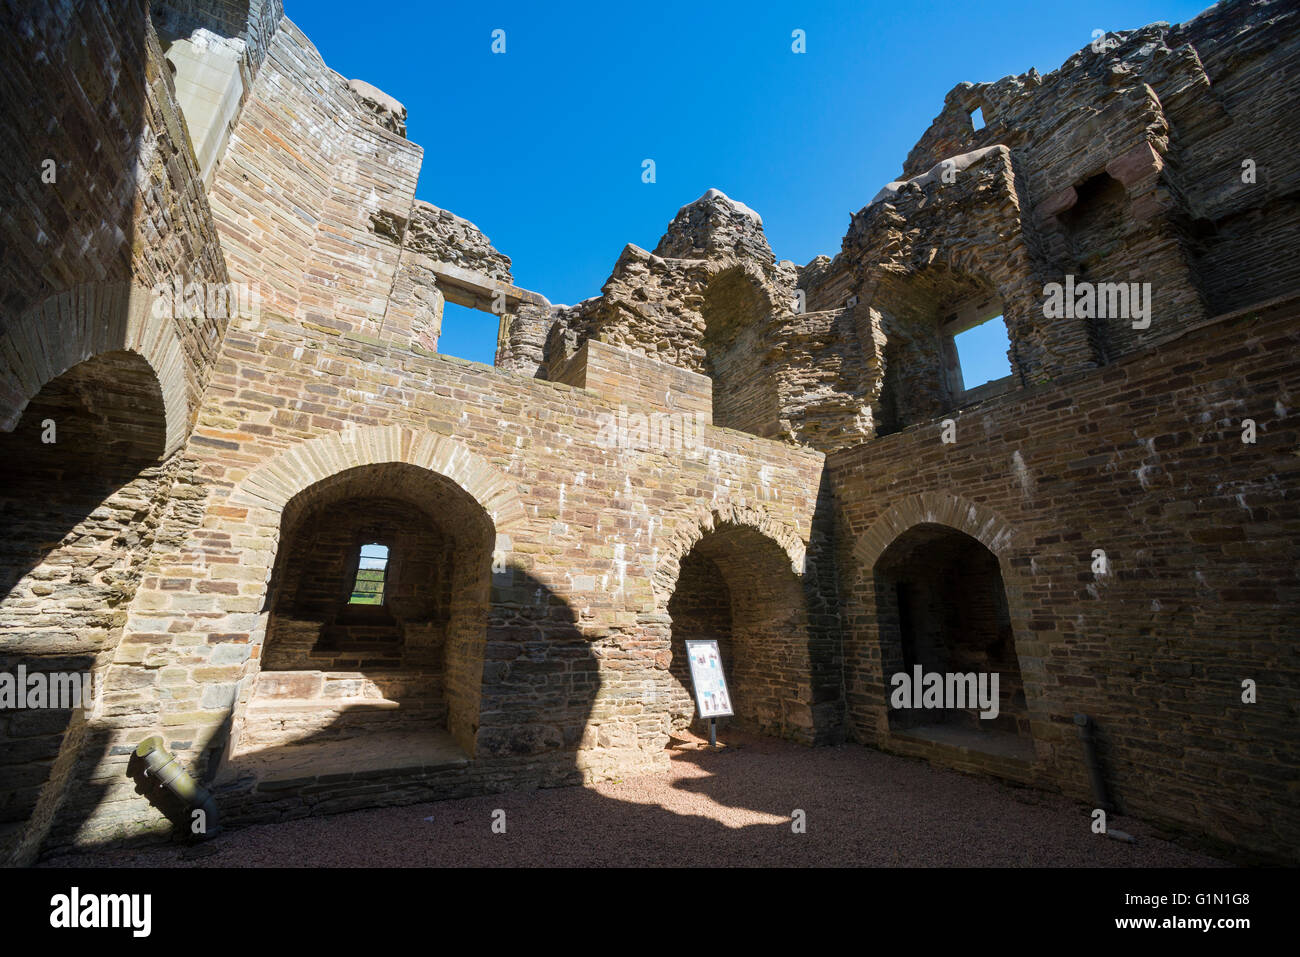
[288,0,1210,367]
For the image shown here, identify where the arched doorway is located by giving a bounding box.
[0,350,171,855]
[665,522,814,743]
[234,461,495,775]
[872,522,1031,757]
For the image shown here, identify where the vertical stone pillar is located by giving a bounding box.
[495,303,552,377]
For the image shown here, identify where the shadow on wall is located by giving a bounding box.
[0,2,149,321]
[38,505,842,850]
[0,0,160,684]
[0,352,168,598]
[215,563,605,829]
[662,466,843,749]
[664,514,840,746]
[0,350,172,863]
[215,459,593,813]
[36,560,606,850]
[12,401,841,853]
[195,484,846,837]
[43,450,609,844]
[0,0,235,864]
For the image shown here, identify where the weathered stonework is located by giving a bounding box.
[347,79,407,138]
[1,0,1297,867]
[404,201,513,282]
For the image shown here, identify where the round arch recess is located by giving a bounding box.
[657,506,817,743]
[221,428,527,762]
[851,491,1017,579]
[857,497,1034,753]
[650,500,808,612]
[0,282,192,456]
[231,425,528,538]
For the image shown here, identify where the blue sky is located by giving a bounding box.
[288,0,1211,367]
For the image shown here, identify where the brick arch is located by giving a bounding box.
[231,425,527,537]
[651,500,806,611]
[0,282,191,455]
[851,491,1017,577]
[218,427,528,761]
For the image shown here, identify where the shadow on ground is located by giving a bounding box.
[39,731,1226,868]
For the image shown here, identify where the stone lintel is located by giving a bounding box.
[430,260,549,313]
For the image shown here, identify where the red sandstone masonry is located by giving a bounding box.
[66,345,829,845]
[3,0,1297,867]
[0,0,240,865]
[828,300,1300,860]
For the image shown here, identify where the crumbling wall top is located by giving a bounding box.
[347,78,407,137]
[405,201,513,283]
[151,0,285,74]
[653,188,775,267]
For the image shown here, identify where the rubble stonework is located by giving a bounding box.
[347,78,407,138]
[0,0,1297,867]
[404,201,513,282]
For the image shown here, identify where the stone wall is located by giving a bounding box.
[0,0,239,865]
[0,1,231,407]
[205,18,421,349]
[552,338,712,421]
[263,495,453,667]
[786,0,1300,454]
[150,0,284,72]
[33,29,833,843]
[2,0,1297,868]
[151,0,288,189]
[0,351,171,826]
[347,79,407,138]
[542,192,849,447]
[404,201,512,282]
[770,307,875,449]
[50,348,830,849]
[829,297,1300,860]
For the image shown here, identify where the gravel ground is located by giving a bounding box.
[42,734,1225,868]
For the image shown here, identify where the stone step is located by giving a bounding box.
[253,669,442,703]
[245,697,401,714]
[216,727,471,803]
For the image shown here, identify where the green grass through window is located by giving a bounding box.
[350,543,388,604]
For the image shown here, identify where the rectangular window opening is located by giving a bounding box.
[439,300,500,365]
[350,542,389,605]
[970,106,985,131]
[953,315,1012,391]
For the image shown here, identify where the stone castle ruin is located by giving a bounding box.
[1,0,1297,865]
